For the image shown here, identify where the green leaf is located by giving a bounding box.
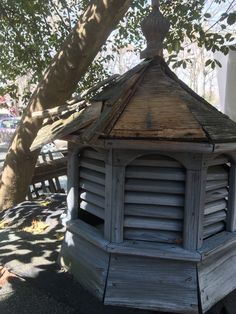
[204,13,211,19]
[214,59,222,68]
[211,61,216,70]
[227,12,236,26]
[205,59,212,67]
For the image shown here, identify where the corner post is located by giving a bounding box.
[65,142,80,222]
[227,153,236,231]
[183,154,208,250]
[105,148,125,243]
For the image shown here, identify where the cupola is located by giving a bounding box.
[31,2,236,313]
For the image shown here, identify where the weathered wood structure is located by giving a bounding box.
[31,2,236,313]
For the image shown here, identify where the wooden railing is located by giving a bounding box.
[28,150,68,200]
[0,149,68,200]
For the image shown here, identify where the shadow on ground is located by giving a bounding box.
[0,194,234,314]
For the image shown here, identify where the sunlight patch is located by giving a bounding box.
[22,219,49,234]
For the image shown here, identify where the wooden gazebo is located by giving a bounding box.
[31,2,236,313]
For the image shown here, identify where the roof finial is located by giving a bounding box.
[140,0,170,59]
[152,0,159,8]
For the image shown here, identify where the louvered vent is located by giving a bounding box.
[124,155,185,244]
[78,148,105,227]
[203,157,230,239]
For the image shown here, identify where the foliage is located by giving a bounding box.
[0,0,235,104]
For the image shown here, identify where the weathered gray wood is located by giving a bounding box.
[60,228,109,300]
[124,216,182,231]
[207,155,229,166]
[66,144,80,221]
[126,166,185,181]
[82,149,105,161]
[79,179,105,197]
[205,188,228,203]
[80,167,105,185]
[124,203,184,220]
[105,255,198,313]
[104,139,213,152]
[80,200,104,220]
[184,165,207,250]
[204,200,227,215]
[80,157,105,173]
[125,191,184,206]
[80,190,105,208]
[214,143,236,153]
[206,179,228,191]
[125,178,185,194]
[207,165,228,181]
[198,241,236,313]
[66,219,108,248]
[203,222,225,238]
[203,210,226,226]
[199,230,236,258]
[130,155,181,168]
[124,228,182,244]
[107,240,201,261]
[202,162,229,238]
[111,165,125,242]
[104,149,113,240]
[227,162,236,231]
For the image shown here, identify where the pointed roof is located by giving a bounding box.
[31,56,236,151]
[30,3,236,151]
[80,56,236,144]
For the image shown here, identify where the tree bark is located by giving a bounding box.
[0,0,133,210]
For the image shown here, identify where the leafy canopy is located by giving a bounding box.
[0,0,235,101]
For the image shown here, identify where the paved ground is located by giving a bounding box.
[0,195,157,314]
[0,194,234,314]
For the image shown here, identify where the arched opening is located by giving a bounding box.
[123,154,186,245]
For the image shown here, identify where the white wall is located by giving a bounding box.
[215,47,236,120]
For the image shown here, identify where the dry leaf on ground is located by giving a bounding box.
[0,220,9,229]
[22,219,49,234]
[0,266,19,287]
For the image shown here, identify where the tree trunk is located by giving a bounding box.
[0,0,133,210]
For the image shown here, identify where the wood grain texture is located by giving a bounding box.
[124,228,182,244]
[124,203,184,219]
[124,216,182,231]
[31,101,102,150]
[105,254,198,313]
[60,228,109,300]
[78,148,106,227]
[104,139,213,152]
[198,242,236,313]
[110,63,206,141]
[203,163,229,239]
[110,165,125,242]
[107,240,201,261]
[184,165,207,250]
[227,163,236,231]
[66,144,80,220]
[124,154,184,245]
[104,149,113,240]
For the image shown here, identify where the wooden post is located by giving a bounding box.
[65,143,80,222]
[104,149,113,240]
[227,160,236,232]
[183,154,208,250]
[104,149,125,242]
[110,165,125,243]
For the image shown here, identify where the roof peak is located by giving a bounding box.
[140,1,170,59]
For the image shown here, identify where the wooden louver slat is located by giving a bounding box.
[203,161,230,240]
[79,148,105,222]
[124,155,185,245]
